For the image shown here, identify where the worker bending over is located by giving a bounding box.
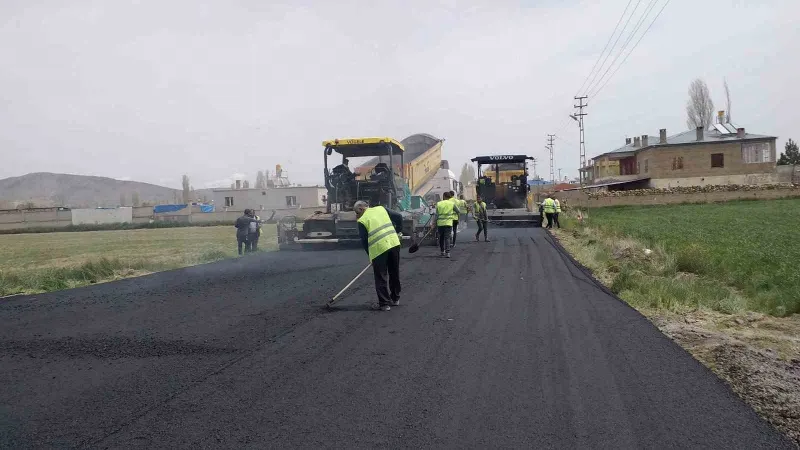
[354,200,403,312]
[542,195,556,229]
[473,194,489,242]
[434,192,456,258]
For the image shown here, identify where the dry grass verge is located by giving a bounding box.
[0,226,276,296]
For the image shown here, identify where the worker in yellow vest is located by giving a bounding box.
[450,191,467,248]
[433,191,456,258]
[473,194,489,242]
[354,200,403,311]
[542,196,557,229]
[553,197,562,229]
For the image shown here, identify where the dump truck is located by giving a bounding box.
[277,137,430,250]
[471,154,542,227]
[356,133,444,196]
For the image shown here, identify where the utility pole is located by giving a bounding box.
[573,96,588,186]
[547,134,555,186]
[558,168,562,182]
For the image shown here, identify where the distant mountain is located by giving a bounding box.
[0,172,187,208]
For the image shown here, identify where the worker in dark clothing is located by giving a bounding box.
[248,209,261,251]
[235,209,254,255]
[354,200,403,311]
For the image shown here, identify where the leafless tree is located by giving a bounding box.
[724,78,732,122]
[132,192,140,207]
[182,175,190,203]
[685,78,715,130]
[119,193,127,207]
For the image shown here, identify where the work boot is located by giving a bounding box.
[475,236,479,242]
[390,298,400,306]
[440,251,445,257]
[446,252,451,258]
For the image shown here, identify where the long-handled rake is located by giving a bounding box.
[325,263,372,309]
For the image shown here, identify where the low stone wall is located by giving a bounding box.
[0,208,73,231]
[556,184,800,208]
[153,207,323,224]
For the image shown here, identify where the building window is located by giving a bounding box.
[711,153,724,168]
[644,159,649,173]
[742,142,773,164]
[672,156,684,170]
[286,196,297,206]
[224,197,234,207]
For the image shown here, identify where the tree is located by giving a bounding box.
[256,171,266,189]
[132,192,140,207]
[724,78,732,122]
[182,175,190,203]
[119,193,127,206]
[778,139,800,165]
[459,163,476,187]
[189,185,196,202]
[243,180,250,189]
[686,78,715,130]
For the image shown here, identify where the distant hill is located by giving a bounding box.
[0,172,188,209]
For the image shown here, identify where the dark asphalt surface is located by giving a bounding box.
[0,228,793,449]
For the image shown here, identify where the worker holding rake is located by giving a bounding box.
[354,201,403,312]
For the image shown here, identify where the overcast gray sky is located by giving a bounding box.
[1,0,797,188]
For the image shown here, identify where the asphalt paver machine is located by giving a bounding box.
[278,137,427,250]
[471,154,542,227]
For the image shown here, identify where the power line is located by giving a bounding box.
[585,0,660,96]
[581,0,643,97]
[590,0,672,101]
[573,0,635,97]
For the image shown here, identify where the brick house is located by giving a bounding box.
[580,121,778,189]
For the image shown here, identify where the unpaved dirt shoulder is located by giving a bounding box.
[552,229,800,447]
[651,310,800,446]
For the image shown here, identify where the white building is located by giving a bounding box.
[211,186,327,211]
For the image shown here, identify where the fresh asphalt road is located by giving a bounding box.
[0,227,793,449]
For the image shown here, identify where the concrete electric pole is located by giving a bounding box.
[547,134,556,186]
[573,96,588,186]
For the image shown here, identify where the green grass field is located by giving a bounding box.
[575,198,800,316]
[0,226,277,296]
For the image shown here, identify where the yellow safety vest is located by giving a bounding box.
[436,200,456,227]
[554,200,561,213]
[473,201,487,220]
[357,207,401,261]
[543,198,556,214]
[451,198,465,219]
